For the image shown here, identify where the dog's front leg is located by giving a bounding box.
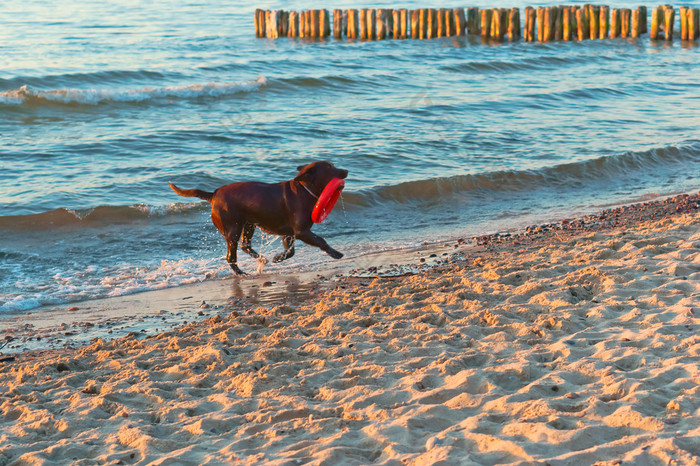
[273,236,296,263]
[295,230,343,259]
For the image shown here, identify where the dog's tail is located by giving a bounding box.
[169,183,214,202]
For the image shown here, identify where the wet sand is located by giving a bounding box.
[1,192,699,465]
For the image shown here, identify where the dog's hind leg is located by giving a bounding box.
[224,226,245,275]
[273,236,295,263]
[239,223,262,259]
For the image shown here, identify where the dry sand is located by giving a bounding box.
[1,194,699,465]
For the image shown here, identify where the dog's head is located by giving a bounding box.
[295,161,348,191]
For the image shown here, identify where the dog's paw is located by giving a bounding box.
[328,249,344,260]
[272,254,284,263]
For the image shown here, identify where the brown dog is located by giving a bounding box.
[169,161,348,274]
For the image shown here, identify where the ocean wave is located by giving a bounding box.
[0,202,208,231]
[0,257,230,314]
[0,69,177,90]
[441,52,623,74]
[1,142,698,230]
[344,142,700,205]
[0,77,266,107]
[268,74,394,92]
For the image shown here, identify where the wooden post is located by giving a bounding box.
[419,9,428,39]
[342,9,348,37]
[524,7,535,41]
[554,6,562,41]
[302,10,309,38]
[631,8,642,38]
[387,9,394,38]
[400,9,409,39]
[680,6,689,40]
[553,6,563,41]
[304,10,312,38]
[333,9,342,39]
[588,6,599,39]
[265,11,278,39]
[437,8,446,37]
[307,10,314,38]
[427,8,437,39]
[620,9,631,38]
[491,8,506,41]
[298,11,305,38]
[562,7,571,40]
[575,8,586,40]
[281,11,289,37]
[467,8,480,35]
[445,9,455,37]
[275,10,283,39]
[316,9,325,38]
[610,9,621,38]
[255,9,262,37]
[411,10,420,39]
[664,6,674,40]
[508,8,520,41]
[571,7,580,40]
[392,10,400,39]
[690,8,700,40]
[588,6,597,40]
[454,9,466,36]
[481,8,492,38]
[367,9,377,40]
[321,9,330,37]
[536,7,545,41]
[650,7,660,39]
[346,10,358,39]
[543,6,556,41]
[599,6,609,39]
[288,11,298,37]
[275,10,282,38]
[255,9,267,37]
[359,9,367,40]
[308,10,317,38]
[640,6,648,33]
[376,9,388,39]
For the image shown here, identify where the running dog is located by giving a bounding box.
[169,161,348,274]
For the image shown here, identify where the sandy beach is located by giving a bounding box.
[1,193,699,465]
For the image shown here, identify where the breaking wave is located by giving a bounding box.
[0,77,266,107]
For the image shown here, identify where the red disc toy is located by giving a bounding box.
[311,178,345,223]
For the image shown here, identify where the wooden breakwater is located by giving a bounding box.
[255,5,700,42]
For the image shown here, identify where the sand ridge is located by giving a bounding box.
[0,200,699,465]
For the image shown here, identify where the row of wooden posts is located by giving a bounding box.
[255,5,700,42]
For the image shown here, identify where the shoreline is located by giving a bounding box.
[1,191,699,355]
[0,192,698,464]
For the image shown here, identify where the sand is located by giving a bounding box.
[1,194,699,465]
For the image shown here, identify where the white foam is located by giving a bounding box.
[0,77,266,105]
[0,296,44,313]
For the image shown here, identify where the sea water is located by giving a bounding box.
[2,0,699,314]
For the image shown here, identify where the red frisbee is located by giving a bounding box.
[311,178,345,223]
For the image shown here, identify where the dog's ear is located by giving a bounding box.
[295,163,314,182]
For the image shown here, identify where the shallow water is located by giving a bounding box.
[2,1,699,313]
